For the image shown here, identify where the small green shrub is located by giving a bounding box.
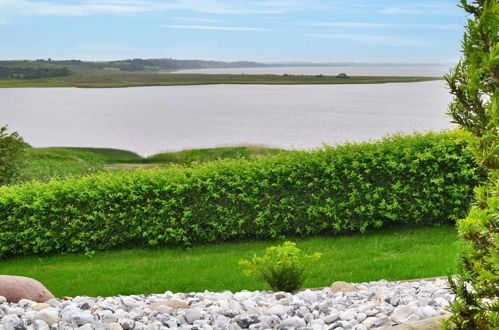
[0,131,483,257]
[239,241,321,292]
[0,126,27,185]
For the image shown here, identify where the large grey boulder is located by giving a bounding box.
[0,275,55,303]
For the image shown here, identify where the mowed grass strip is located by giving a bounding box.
[0,227,458,297]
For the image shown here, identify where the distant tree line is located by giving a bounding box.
[38,58,266,72]
[0,66,71,79]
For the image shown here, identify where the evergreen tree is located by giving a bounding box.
[444,0,498,328]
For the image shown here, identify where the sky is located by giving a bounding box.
[0,0,468,63]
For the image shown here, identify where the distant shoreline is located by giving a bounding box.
[0,74,443,88]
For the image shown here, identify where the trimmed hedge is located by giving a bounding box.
[0,131,483,257]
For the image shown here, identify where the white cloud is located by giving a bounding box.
[304,33,431,47]
[379,2,461,15]
[163,24,269,31]
[298,22,462,30]
[172,16,223,23]
[0,0,324,17]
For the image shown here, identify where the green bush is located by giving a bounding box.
[444,1,498,328]
[239,241,321,292]
[0,126,27,185]
[0,131,483,258]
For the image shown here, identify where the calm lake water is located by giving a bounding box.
[173,65,451,77]
[1,81,454,156]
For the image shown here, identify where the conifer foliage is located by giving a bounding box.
[444,0,498,328]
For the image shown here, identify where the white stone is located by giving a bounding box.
[79,324,93,330]
[9,307,24,316]
[266,304,289,316]
[45,299,59,308]
[352,325,368,330]
[33,309,60,326]
[355,312,367,323]
[233,291,253,301]
[1,315,21,330]
[32,319,50,330]
[339,310,355,321]
[435,297,450,307]
[0,278,456,330]
[421,305,439,318]
[183,308,202,324]
[104,322,123,330]
[404,314,421,323]
[389,305,413,323]
[324,313,339,324]
[18,299,36,308]
[297,290,318,302]
[104,314,118,324]
[71,312,95,325]
[32,303,50,312]
[278,316,306,328]
[361,317,378,327]
[154,305,172,314]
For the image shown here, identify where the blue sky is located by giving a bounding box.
[0,0,467,63]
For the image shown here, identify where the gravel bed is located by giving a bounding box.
[0,278,454,330]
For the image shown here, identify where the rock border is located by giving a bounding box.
[390,312,450,329]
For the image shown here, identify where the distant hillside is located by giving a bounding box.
[0,58,267,73]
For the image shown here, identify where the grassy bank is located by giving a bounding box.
[51,147,142,163]
[0,226,458,297]
[0,73,443,88]
[16,146,286,183]
[17,148,106,183]
[144,146,286,164]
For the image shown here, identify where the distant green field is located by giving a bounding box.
[0,72,443,88]
[62,73,443,88]
[0,79,72,88]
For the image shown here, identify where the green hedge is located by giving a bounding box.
[0,131,483,257]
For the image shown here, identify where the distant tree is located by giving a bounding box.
[0,126,27,185]
[444,0,498,329]
[0,66,71,79]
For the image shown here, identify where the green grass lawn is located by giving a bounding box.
[0,226,458,297]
